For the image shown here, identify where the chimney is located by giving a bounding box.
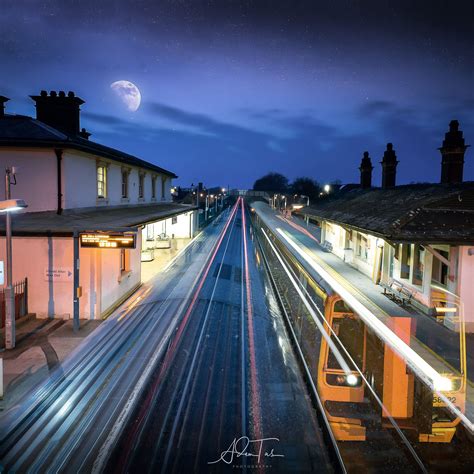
[0,96,9,117]
[381,143,398,188]
[30,90,84,136]
[439,120,469,184]
[359,151,373,188]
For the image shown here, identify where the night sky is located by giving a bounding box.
[1,1,473,189]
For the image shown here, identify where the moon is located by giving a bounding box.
[110,80,141,112]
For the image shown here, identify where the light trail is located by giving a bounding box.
[263,228,427,472]
[242,198,263,443]
[276,214,320,243]
[276,227,474,433]
[162,201,239,471]
[94,200,241,473]
[117,287,152,322]
[261,228,353,377]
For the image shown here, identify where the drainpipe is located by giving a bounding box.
[55,148,63,215]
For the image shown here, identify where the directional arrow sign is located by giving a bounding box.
[44,267,73,282]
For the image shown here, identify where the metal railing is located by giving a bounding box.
[0,278,28,328]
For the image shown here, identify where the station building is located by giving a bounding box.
[297,121,474,333]
[0,91,197,322]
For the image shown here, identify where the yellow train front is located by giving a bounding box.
[317,294,467,444]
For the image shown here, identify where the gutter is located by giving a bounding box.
[54,148,63,215]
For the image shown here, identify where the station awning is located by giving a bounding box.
[0,203,197,236]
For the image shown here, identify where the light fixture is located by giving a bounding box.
[0,199,28,212]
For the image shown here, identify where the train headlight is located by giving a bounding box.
[434,376,453,392]
[346,374,359,386]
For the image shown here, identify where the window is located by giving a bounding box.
[413,244,425,286]
[171,216,178,225]
[400,244,412,279]
[432,249,450,286]
[97,165,107,198]
[161,176,166,199]
[151,176,156,199]
[121,170,129,198]
[120,249,130,273]
[146,224,154,241]
[139,174,145,199]
[356,233,368,260]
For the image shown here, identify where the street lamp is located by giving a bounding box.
[2,167,28,350]
[324,184,331,194]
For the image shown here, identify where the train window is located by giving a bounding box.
[333,299,352,313]
[327,317,364,372]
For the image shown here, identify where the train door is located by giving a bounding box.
[317,296,367,441]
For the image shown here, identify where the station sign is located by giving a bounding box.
[80,232,136,249]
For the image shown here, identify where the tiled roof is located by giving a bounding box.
[0,114,177,178]
[297,182,474,244]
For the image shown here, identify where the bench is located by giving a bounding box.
[381,278,416,306]
[322,240,333,253]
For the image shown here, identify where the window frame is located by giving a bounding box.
[97,163,108,199]
[138,172,145,199]
[121,169,130,199]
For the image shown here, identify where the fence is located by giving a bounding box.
[0,278,28,329]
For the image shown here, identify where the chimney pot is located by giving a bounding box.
[68,91,75,98]
[0,96,10,118]
[30,89,85,136]
[380,143,398,188]
[439,120,469,184]
[359,151,373,188]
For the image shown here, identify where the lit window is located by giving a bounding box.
[97,165,107,198]
[139,174,145,199]
[356,233,368,260]
[151,176,156,199]
[121,170,129,198]
[146,224,154,241]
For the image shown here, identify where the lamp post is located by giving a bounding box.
[205,195,209,221]
[2,167,28,349]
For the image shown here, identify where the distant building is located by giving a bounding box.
[0,91,197,322]
[297,121,474,333]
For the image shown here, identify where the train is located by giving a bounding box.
[250,206,468,445]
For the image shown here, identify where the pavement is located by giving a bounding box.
[0,317,102,412]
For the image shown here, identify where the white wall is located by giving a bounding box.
[0,234,141,320]
[0,148,58,212]
[0,147,173,212]
[457,246,474,332]
[62,150,173,209]
[0,236,73,318]
[142,211,196,249]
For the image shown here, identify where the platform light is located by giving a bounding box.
[0,199,28,212]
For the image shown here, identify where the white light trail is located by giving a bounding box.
[262,229,353,377]
[276,227,474,433]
